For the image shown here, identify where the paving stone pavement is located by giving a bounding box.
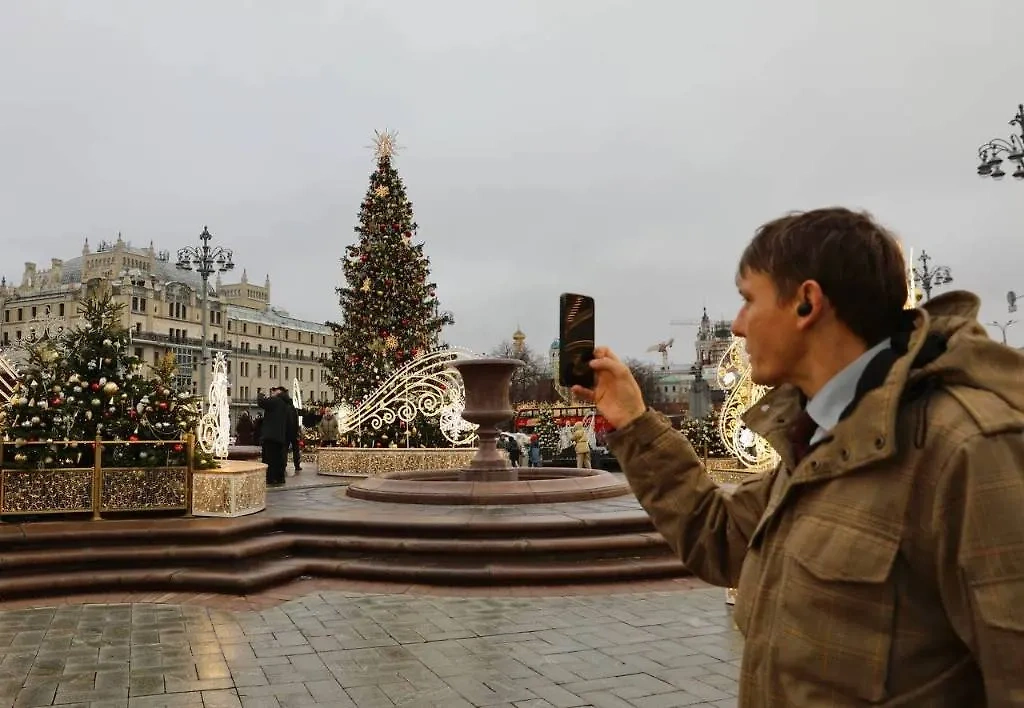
[0,586,742,708]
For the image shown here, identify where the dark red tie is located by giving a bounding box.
[788,410,817,465]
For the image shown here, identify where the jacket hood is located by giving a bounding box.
[914,290,1024,423]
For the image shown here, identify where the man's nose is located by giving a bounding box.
[731,317,745,338]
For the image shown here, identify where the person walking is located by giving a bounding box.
[573,207,1024,706]
[282,389,302,474]
[528,435,542,467]
[505,434,521,468]
[571,423,591,468]
[256,387,288,486]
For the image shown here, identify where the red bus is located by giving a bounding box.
[513,403,613,436]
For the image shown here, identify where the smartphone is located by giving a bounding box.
[558,293,595,389]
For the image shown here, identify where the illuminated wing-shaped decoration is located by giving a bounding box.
[0,348,19,404]
[196,352,230,458]
[331,347,480,446]
[716,338,779,470]
[291,377,304,431]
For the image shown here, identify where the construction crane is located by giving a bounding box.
[646,338,674,370]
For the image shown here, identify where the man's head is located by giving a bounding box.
[732,207,908,391]
[278,387,289,398]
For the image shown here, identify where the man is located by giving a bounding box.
[574,208,1024,706]
[256,386,288,486]
[282,389,302,474]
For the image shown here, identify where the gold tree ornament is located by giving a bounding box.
[374,185,390,198]
[384,335,399,350]
[361,278,371,292]
[371,130,400,160]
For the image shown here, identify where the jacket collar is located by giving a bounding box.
[742,306,938,485]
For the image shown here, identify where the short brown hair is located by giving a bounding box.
[738,207,908,345]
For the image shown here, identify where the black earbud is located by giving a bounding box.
[796,301,812,317]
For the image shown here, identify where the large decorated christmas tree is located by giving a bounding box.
[2,296,214,469]
[326,131,454,448]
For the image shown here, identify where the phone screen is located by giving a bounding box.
[559,293,595,389]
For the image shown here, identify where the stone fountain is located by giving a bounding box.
[345,357,630,504]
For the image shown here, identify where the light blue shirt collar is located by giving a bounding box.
[806,338,891,444]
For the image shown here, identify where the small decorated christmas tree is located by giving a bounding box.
[535,406,560,457]
[3,296,214,469]
[681,409,729,459]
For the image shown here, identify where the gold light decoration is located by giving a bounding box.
[374,185,390,198]
[716,338,778,470]
[361,277,371,292]
[384,334,399,350]
[330,347,480,446]
[101,468,188,511]
[372,129,400,160]
[192,460,266,517]
[901,243,920,309]
[1,468,93,514]
[317,447,477,477]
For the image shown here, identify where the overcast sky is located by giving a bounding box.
[3,1,1023,366]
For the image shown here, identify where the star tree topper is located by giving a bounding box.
[371,129,400,161]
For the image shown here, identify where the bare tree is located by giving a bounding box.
[490,340,544,404]
[624,357,661,404]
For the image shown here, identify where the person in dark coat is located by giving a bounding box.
[256,387,288,485]
[282,389,302,474]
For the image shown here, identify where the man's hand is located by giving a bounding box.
[571,346,647,430]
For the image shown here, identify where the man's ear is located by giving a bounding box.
[794,280,827,329]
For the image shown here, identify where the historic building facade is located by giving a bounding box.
[0,235,337,418]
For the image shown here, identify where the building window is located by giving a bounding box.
[257,344,262,354]
[134,347,143,359]
[242,323,247,334]
[31,307,37,319]
[17,308,23,321]
[258,326,262,335]
[3,310,8,323]
[59,303,65,317]
[257,363,262,377]
[135,323,141,333]
[285,366,289,379]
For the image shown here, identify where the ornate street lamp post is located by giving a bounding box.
[986,319,1017,345]
[912,250,953,301]
[1008,290,1023,314]
[175,227,234,397]
[976,104,1024,180]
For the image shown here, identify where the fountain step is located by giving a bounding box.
[0,512,687,599]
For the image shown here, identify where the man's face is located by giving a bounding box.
[731,269,805,388]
